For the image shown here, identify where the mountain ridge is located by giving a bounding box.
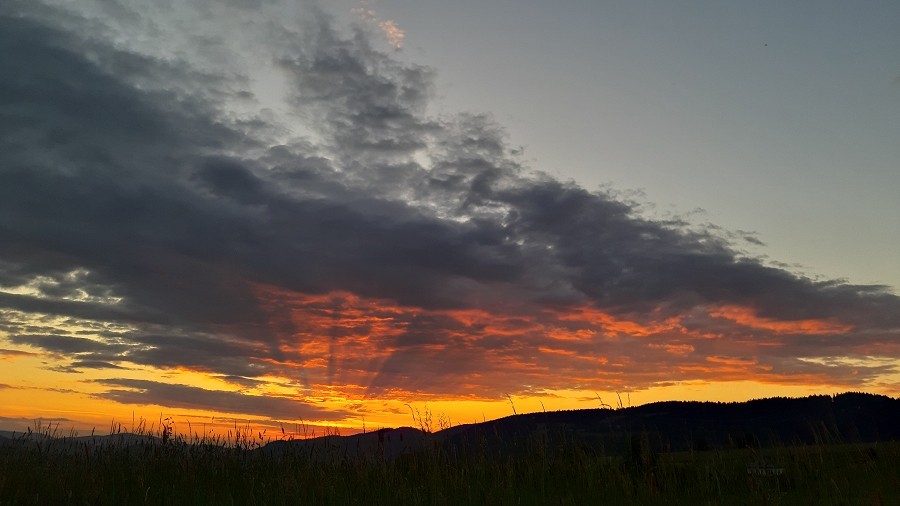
[260,392,900,460]
[1,392,896,459]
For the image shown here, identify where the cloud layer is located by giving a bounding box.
[1,0,898,419]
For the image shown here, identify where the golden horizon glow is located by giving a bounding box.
[0,378,892,439]
[2,285,896,439]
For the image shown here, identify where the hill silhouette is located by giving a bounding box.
[435,392,900,455]
[261,392,900,460]
[2,393,896,460]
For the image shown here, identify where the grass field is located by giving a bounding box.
[0,422,897,505]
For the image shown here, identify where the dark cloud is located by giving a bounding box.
[7,332,134,373]
[8,334,128,356]
[0,348,35,359]
[0,416,74,433]
[216,375,269,389]
[121,332,275,378]
[92,379,350,421]
[278,10,437,162]
[0,0,898,413]
[69,360,127,370]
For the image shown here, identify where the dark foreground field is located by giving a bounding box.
[1,433,897,505]
[1,393,898,505]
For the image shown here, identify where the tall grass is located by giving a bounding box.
[0,419,897,505]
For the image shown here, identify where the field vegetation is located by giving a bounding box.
[0,413,897,505]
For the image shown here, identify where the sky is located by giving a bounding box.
[1,0,899,436]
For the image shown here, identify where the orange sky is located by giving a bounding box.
[2,285,897,438]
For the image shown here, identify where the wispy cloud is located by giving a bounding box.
[92,379,351,421]
[0,348,35,360]
[352,0,405,49]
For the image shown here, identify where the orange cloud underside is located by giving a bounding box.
[248,285,867,402]
[1,286,874,436]
[557,307,682,337]
[710,305,853,334]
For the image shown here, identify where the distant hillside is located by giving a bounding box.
[434,392,900,456]
[261,392,900,459]
[0,430,163,452]
[3,393,897,460]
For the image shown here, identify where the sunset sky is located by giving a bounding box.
[2,0,899,436]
